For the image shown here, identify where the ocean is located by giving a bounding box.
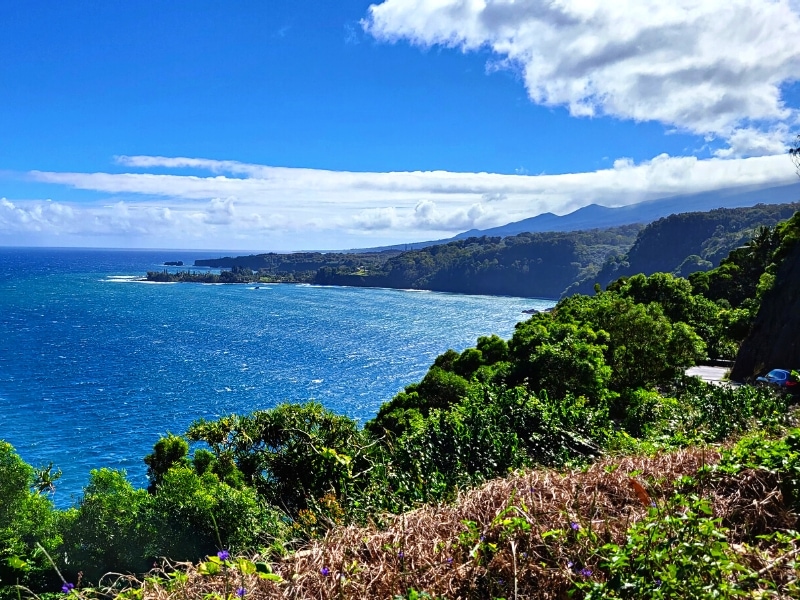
[0,247,555,506]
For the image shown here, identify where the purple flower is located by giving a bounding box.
[398,551,404,558]
[580,567,592,577]
[570,522,580,531]
[321,566,330,576]
[62,583,75,594]
[567,561,574,569]
[235,587,246,597]
[446,557,454,565]
[217,550,230,561]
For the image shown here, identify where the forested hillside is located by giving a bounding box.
[194,249,401,281]
[732,210,800,379]
[190,202,800,300]
[569,202,800,296]
[314,225,642,298]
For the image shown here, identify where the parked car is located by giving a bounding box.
[755,368,799,393]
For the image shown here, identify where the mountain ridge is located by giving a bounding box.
[349,182,800,253]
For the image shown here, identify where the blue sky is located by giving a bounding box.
[2,1,800,250]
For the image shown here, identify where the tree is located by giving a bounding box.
[32,462,62,496]
[476,334,508,364]
[59,469,152,583]
[144,467,285,561]
[187,403,369,517]
[596,296,702,392]
[508,315,612,404]
[0,442,61,597]
[555,291,705,393]
[143,433,189,492]
[614,272,696,324]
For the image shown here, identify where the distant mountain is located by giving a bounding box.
[456,182,800,239]
[350,182,800,253]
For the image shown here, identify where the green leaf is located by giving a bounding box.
[255,561,273,574]
[541,529,563,540]
[198,561,221,576]
[235,558,257,575]
[7,556,28,571]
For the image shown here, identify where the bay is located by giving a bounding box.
[0,247,555,506]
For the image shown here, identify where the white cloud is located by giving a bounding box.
[364,0,800,155]
[4,151,797,249]
[353,207,399,230]
[203,197,237,225]
[714,125,791,158]
[482,192,507,203]
[0,198,77,232]
[413,199,488,230]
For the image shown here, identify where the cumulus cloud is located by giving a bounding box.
[7,151,798,249]
[714,125,792,158]
[0,198,77,232]
[413,199,488,230]
[364,0,800,154]
[203,197,237,225]
[352,207,399,230]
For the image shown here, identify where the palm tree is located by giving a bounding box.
[33,461,62,495]
[791,134,800,178]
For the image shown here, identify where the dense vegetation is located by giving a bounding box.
[181,202,798,299]
[569,201,800,295]
[190,250,401,283]
[168,227,641,294]
[3,210,800,598]
[146,266,274,284]
[314,225,642,298]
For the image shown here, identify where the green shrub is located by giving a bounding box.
[59,468,152,583]
[716,429,800,511]
[580,496,764,599]
[143,432,189,491]
[188,402,369,518]
[0,441,62,597]
[383,385,606,507]
[144,467,287,562]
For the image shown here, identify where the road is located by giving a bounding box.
[685,365,740,386]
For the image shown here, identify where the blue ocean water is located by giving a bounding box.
[0,247,554,506]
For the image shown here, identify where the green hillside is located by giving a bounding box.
[569,202,800,296]
[315,225,642,298]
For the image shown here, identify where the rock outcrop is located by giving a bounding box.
[731,238,800,381]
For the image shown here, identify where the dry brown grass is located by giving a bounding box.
[116,448,797,600]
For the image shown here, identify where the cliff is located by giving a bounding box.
[732,233,800,380]
[314,226,642,299]
[569,202,800,296]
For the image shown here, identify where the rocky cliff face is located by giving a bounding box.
[731,239,800,381]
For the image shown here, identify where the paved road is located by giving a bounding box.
[685,365,740,386]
